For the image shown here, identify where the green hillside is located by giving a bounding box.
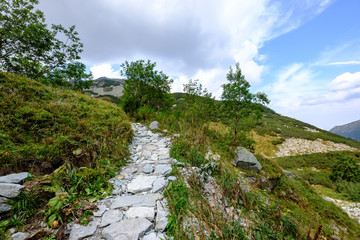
[0,71,133,236]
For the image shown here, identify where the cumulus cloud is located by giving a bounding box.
[328,72,360,91]
[90,64,121,79]
[38,0,331,94]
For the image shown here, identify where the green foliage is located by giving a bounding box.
[182,79,216,126]
[221,63,269,144]
[0,0,83,79]
[120,60,174,113]
[0,71,132,174]
[330,156,360,182]
[41,62,93,91]
[164,179,190,236]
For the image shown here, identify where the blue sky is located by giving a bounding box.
[38,0,360,130]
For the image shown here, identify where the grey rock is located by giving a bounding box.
[142,232,158,240]
[0,203,11,213]
[69,221,98,240]
[102,218,152,240]
[143,164,154,174]
[167,176,176,182]
[11,232,29,240]
[155,200,168,232]
[125,207,155,221]
[283,170,297,179]
[233,147,262,172]
[127,175,157,193]
[101,209,123,227]
[154,164,172,176]
[0,196,8,204]
[149,121,160,130]
[152,177,166,193]
[0,172,29,184]
[111,193,162,209]
[0,183,24,198]
[173,134,180,137]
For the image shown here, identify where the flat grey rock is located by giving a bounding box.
[101,209,123,227]
[0,183,24,198]
[126,207,155,221]
[155,200,169,232]
[12,232,29,240]
[102,218,152,240]
[0,196,8,204]
[111,193,162,209]
[152,177,166,193]
[127,175,157,193]
[69,221,98,240]
[143,164,154,174]
[0,172,29,184]
[149,121,160,130]
[154,164,172,176]
[142,232,157,240]
[0,203,11,213]
[233,147,262,172]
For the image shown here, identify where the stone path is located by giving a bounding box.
[67,123,177,240]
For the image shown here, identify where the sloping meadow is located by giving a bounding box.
[0,71,133,175]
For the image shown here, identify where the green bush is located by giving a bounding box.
[330,156,360,182]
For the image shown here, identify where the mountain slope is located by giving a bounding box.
[330,120,360,141]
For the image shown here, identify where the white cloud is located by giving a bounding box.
[90,64,121,79]
[326,61,360,65]
[328,72,360,91]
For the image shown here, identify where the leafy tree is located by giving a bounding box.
[0,0,83,79]
[221,63,269,144]
[330,156,360,182]
[41,62,93,91]
[120,60,174,113]
[183,79,216,126]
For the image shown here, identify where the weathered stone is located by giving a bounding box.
[154,164,172,176]
[0,183,24,198]
[152,177,166,193]
[101,209,123,227]
[143,164,154,174]
[149,121,160,130]
[102,218,152,240]
[233,147,262,172]
[142,232,157,240]
[111,193,162,209]
[0,196,8,204]
[11,232,29,240]
[167,176,176,182]
[283,170,297,179]
[0,172,29,184]
[0,203,11,213]
[155,200,168,232]
[125,207,155,221]
[127,175,157,193]
[69,221,98,240]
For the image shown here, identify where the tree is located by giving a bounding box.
[221,63,269,144]
[183,79,216,126]
[0,0,83,79]
[120,60,174,113]
[41,62,93,91]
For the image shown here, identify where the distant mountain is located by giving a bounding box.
[330,120,360,141]
[87,77,125,99]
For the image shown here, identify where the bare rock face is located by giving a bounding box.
[233,147,262,172]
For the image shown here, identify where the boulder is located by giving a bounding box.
[102,218,152,240]
[111,193,162,209]
[0,172,29,184]
[233,147,262,172]
[69,221,98,240]
[0,183,24,198]
[149,121,160,130]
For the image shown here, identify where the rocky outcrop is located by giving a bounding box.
[274,138,358,157]
[233,147,262,172]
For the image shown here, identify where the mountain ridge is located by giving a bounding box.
[330,119,360,141]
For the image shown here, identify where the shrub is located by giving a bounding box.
[330,156,360,182]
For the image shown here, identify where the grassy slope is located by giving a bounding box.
[0,71,133,236]
[147,95,360,239]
